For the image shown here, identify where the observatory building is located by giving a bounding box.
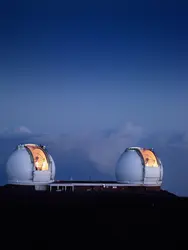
[6,144,55,189]
[115,147,163,186]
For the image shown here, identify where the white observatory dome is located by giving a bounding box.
[6,144,56,185]
[115,147,163,186]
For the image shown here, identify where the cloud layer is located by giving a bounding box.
[20,122,145,175]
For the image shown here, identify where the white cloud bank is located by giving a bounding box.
[27,121,145,174]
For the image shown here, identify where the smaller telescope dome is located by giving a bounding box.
[6,143,56,185]
[115,147,163,186]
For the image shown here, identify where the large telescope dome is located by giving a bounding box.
[115,147,163,186]
[6,144,56,185]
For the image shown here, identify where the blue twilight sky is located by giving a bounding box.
[0,0,188,195]
[0,0,188,133]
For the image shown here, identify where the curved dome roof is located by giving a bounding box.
[6,143,55,185]
[115,147,163,186]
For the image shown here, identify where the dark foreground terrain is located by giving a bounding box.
[0,186,187,244]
